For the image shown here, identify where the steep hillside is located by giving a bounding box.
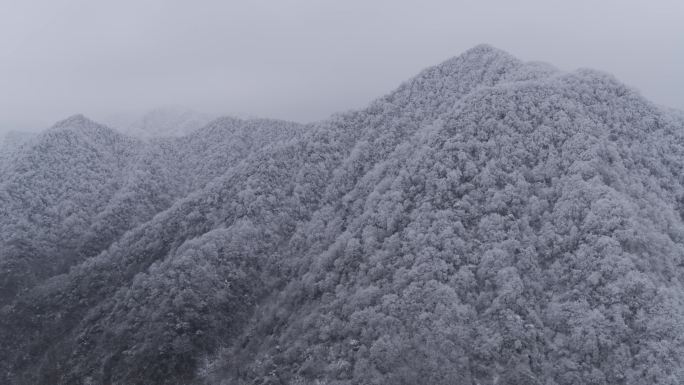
[1,45,683,385]
[212,67,684,385]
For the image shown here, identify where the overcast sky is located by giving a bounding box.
[0,0,682,132]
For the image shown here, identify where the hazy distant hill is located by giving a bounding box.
[0,130,36,150]
[105,106,216,138]
[1,45,683,385]
[0,130,36,170]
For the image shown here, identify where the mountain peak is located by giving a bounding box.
[462,43,509,56]
[437,44,520,74]
[51,114,100,130]
[381,44,538,118]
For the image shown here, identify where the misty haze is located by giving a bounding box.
[1,1,684,385]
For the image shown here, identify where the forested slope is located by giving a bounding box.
[1,45,683,385]
[0,115,302,305]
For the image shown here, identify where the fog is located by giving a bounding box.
[1,0,682,132]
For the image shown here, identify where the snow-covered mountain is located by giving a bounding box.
[1,45,684,385]
[0,114,302,305]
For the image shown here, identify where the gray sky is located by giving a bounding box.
[1,0,682,132]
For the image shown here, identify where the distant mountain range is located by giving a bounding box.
[1,45,684,385]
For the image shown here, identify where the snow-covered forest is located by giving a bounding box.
[2,45,684,385]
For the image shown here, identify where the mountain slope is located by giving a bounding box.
[0,115,303,305]
[1,45,684,385]
[0,115,141,301]
[212,67,684,385]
